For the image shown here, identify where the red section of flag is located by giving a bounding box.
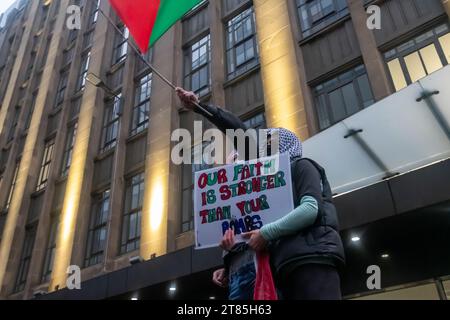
[108,0,160,53]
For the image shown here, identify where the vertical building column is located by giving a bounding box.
[443,0,450,18]
[209,1,226,107]
[0,0,43,294]
[49,3,111,291]
[347,0,393,100]
[140,26,181,259]
[253,0,309,140]
[103,54,135,270]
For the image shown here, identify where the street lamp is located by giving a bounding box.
[86,72,119,98]
[86,72,123,115]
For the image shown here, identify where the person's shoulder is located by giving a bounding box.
[291,158,322,178]
[292,158,317,170]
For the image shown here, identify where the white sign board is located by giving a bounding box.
[194,153,294,249]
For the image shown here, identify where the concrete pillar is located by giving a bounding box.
[0,0,50,295]
[347,0,393,100]
[209,1,226,107]
[49,2,111,291]
[139,25,181,259]
[253,0,310,140]
[443,0,450,18]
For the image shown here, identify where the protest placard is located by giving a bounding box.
[194,153,294,249]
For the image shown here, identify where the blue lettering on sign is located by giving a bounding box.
[221,215,263,235]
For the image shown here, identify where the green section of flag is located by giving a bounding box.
[150,0,204,46]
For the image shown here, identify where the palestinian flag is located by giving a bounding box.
[109,0,204,53]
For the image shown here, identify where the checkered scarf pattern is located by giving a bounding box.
[267,128,303,161]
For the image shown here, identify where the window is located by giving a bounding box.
[14,225,37,293]
[38,4,49,30]
[67,29,78,45]
[296,0,348,37]
[385,24,450,91]
[36,140,55,192]
[100,94,121,152]
[40,35,52,69]
[5,163,19,211]
[7,107,20,142]
[89,0,100,26]
[225,6,259,79]
[313,65,374,130]
[25,51,37,81]
[121,173,144,253]
[243,111,266,129]
[83,29,94,49]
[62,46,75,66]
[85,189,110,267]
[54,71,68,108]
[135,48,153,73]
[131,73,152,136]
[41,214,59,283]
[25,91,38,130]
[112,25,129,65]
[61,123,78,177]
[75,51,91,92]
[184,35,211,96]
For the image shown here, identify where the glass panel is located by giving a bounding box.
[404,52,426,83]
[439,33,450,63]
[341,83,359,115]
[387,59,408,91]
[316,95,330,130]
[357,75,375,107]
[129,212,137,239]
[329,89,346,122]
[419,44,442,74]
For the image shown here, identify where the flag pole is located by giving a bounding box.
[98,8,213,117]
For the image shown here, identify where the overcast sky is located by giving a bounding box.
[0,0,17,15]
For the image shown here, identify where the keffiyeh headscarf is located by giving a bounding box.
[266,128,303,161]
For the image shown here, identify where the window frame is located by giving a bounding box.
[60,122,78,177]
[5,163,19,211]
[54,70,69,108]
[85,189,110,267]
[36,139,55,192]
[130,73,152,136]
[296,0,349,38]
[100,94,121,152]
[120,173,145,254]
[14,225,37,293]
[112,24,129,65]
[384,23,450,91]
[183,34,211,97]
[313,65,374,130]
[225,6,260,80]
[41,213,60,283]
[75,51,91,92]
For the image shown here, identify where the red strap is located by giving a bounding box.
[254,251,278,300]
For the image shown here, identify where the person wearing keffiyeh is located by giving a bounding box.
[177,88,345,300]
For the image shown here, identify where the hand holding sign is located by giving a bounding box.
[242,230,268,252]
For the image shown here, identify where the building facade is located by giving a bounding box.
[0,0,449,300]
